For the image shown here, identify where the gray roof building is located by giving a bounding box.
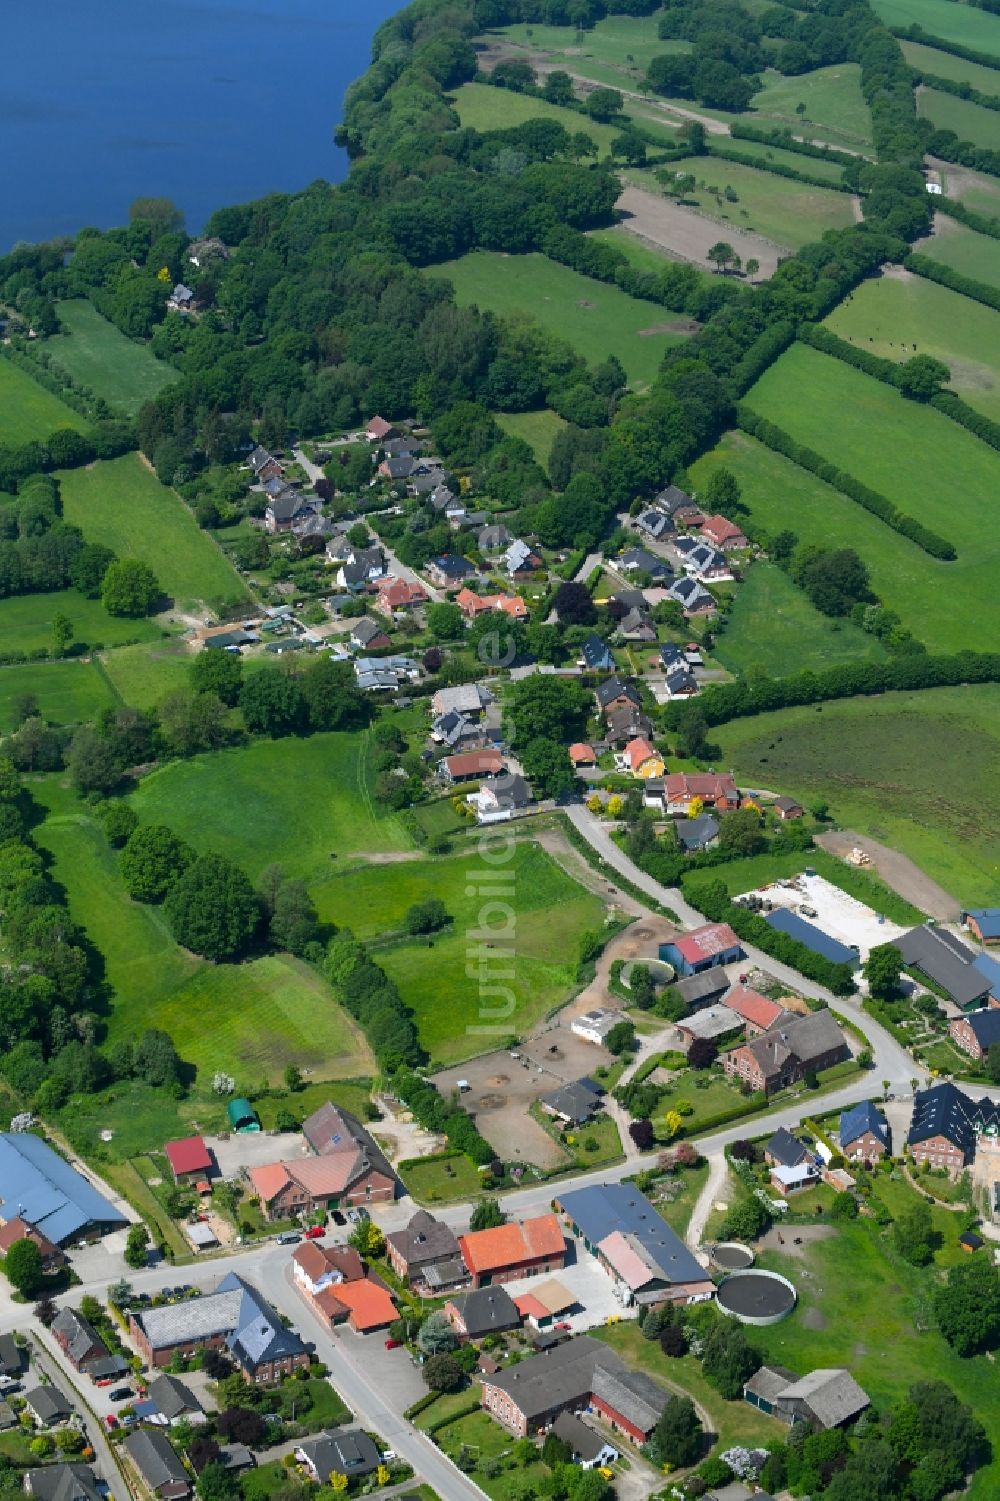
[481,1335,668,1436]
[672,970,729,1011]
[0,1335,22,1378]
[540,1078,605,1126]
[133,1273,306,1375]
[675,815,718,852]
[51,1308,106,1369]
[774,1369,870,1430]
[590,1361,666,1434]
[24,1387,72,1426]
[743,1363,797,1410]
[0,1133,126,1245]
[766,1128,809,1168]
[386,1210,461,1280]
[556,1183,709,1292]
[24,1466,102,1501]
[896,925,990,1009]
[147,1374,203,1423]
[122,1430,191,1498]
[551,1411,611,1464]
[447,1286,521,1338]
[297,1430,381,1482]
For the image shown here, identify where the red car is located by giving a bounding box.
[104,1415,118,1430]
[304,1226,325,1240]
[554,1322,571,1331]
[384,1338,402,1350]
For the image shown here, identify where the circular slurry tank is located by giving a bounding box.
[711,1241,755,1272]
[717,1269,797,1325]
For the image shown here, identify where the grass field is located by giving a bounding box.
[400,1152,486,1204]
[689,430,985,653]
[98,639,195,709]
[826,271,1000,421]
[495,14,679,73]
[313,845,607,1065]
[0,658,116,732]
[59,454,247,610]
[0,358,90,444]
[496,409,566,471]
[902,37,1000,92]
[750,63,873,147]
[631,156,856,249]
[425,251,689,387]
[131,731,413,881]
[0,587,161,654]
[745,342,1000,639]
[872,0,1000,57]
[47,300,176,415]
[712,561,886,677]
[449,80,622,154]
[710,134,848,182]
[921,216,1000,289]
[753,1220,1000,1497]
[587,226,720,281]
[712,684,1000,903]
[919,84,1000,148]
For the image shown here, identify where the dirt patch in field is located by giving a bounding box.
[801,1307,828,1330]
[638,319,701,336]
[759,1223,835,1259]
[613,185,786,278]
[815,830,959,920]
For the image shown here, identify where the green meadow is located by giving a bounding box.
[711,561,886,678]
[0,588,160,654]
[902,37,1000,93]
[131,731,413,881]
[425,251,689,387]
[0,659,117,732]
[0,358,89,444]
[496,409,567,471]
[689,430,989,654]
[709,134,848,182]
[713,685,1000,903]
[825,271,1000,421]
[47,300,176,415]
[59,454,248,610]
[921,216,1000,289]
[919,85,1000,149]
[314,845,607,1066]
[494,14,680,74]
[750,62,873,148]
[98,639,195,710]
[449,80,622,153]
[872,0,1000,58]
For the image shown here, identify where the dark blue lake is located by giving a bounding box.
[4,0,400,250]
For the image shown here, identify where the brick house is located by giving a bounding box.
[950,1008,1000,1062]
[129,1274,308,1382]
[907,1081,980,1175]
[385,1210,467,1291]
[50,1309,107,1372]
[479,1336,667,1441]
[0,1217,65,1274]
[291,1244,397,1333]
[301,1102,398,1206]
[375,577,427,615]
[663,772,739,815]
[963,908,1000,945]
[722,1009,848,1094]
[458,1215,566,1289]
[721,985,789,1037]
[838,1100,889,1165]
[699,514,748,551]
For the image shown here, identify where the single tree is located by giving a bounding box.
[552,580,596,626]
[893,1200,934,1266]
[120,824,194,903]
[417,1311,457,1355]
[5,1237,44,1297]
[707,240,736,274]
[605,1020,636,1056]
[52,612,74,656]
[650,1395,702,1466]
[469,1197,506,1231]
[864,943,903,1002]
[934,1255,1000,1355]
[164,853,261,961]
[688,1037,718,1070]
[423,1353,465,1392]
[101,559,161,617]
[745,257,760,282]
[404,898,450,935]
[124,1223,150,1270]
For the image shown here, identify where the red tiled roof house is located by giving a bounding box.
[458,1215,566,1288]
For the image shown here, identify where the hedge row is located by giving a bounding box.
[684,877,857,994]
[662,647,1000,730]
[673,1092,773,1141]
[728,121,859,166]
[890,24,1000,73]
[912,68,1000,112]
[925,127,1000,182]
[799,321,901,385]
[707,143,854,192]
[928,387,1000,452]
[905,250,1000,312]
[729,319,798,398]
[425,1396,482,1436]
[735,403,957,559]
[935,196,1000,240]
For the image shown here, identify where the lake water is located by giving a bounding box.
[4,0,401,250]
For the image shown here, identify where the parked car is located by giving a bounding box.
[384,1339,401,1350]
[109,1387,133,1402]
[331,1210,346,1226]
[346,1208,370,1225]
[276,1231,301,1245]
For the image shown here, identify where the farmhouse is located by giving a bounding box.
[722,1009,848,1094]
[660,922,743,976]
[163,1137,214,1186]
[618,737,664,778]
[291,1242,396,1331]
[895,926,991,1011]
[0,1132,127,1245]
[130,1273,309,1380]
[663,772,739,815]
[458,1214,566,1288]
[122,1431,191,1500]
[445,1286,521,1340]
[301,1102,398,1203]
[539,1077,605,1126]
[51,1309,107,1372]
[441,750,504,783]
[950,1008,1000,1061]
[386,1210,466,1291]
[296,1431,380,1484]
[839,1101,890,1165]
[963,909,1000,945]
[0,1217,64,1274]
[555,1183,714,1305]
[721,985,789,1036]
[479,1335,669,1441]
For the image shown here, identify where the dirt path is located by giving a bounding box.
[815,831,959,920]
[686,1149,729,1251]
[614,184,788,277]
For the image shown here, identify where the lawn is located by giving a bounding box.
[745,343,1000,641]
[750,63,873,149]
[872,0,1000,58]
[435,1410,550,1501]
[711,684,1000,904]
[902,37,1000,93]
[653,1158,710,1236]
[493,14,680,74]
[0,357,89,444]
[630,156,856,249]
[0,587,161,656]
[712,561,886,678]
[920,217,1000,290]
[425,251,689,388]
[752,1220,1000,1497]
[47,300,177,416]
[826,272,1000,422]
[709,134,849,182]
[594,1323,785,1455]
[652,1072,745,1136]
[449,80,622,154]
[686,844,923,926]
[400,1152,486,1204]
[689,431,984,654]
[0,658,116,731]
[314,845,608,1065]
[59,454,248,611]
[919,84,1000,148]
[496,409,566,472]
[131,730,413,881]
[98,639,194,710]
